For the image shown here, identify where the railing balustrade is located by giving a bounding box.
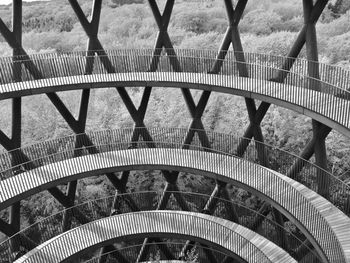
[0,50,349,133]
[0,192,320,263]
[0,128,348,217]
[0,143,345,262]
[83,242,233,263]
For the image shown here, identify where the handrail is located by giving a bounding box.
[1,51,350,136]
[0,53,345,92]
[0,191,317,262]
[1,49,349,90]
[15,211,281,263]
[82,242,233,263]
[0,143,346,262]
[0,128,348,217]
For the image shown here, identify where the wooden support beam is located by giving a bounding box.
[223,0,269,168]
[272,208,288,251]
[237,0,328,173]
[274,0,328,81]
[0,218,36,250]
[8,0,23,254]
[219,186,240,223]
[244,98,269,167]
[62,181,78,231]
[148,0,213,149]
[313,121,330,198]
[286,125,331,179]
[302,0,330,198]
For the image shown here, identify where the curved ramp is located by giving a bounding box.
[0,148,349,262]
[0,72,350,137]
[15,211,296,263]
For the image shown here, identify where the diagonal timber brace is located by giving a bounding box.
[236,0,329,164]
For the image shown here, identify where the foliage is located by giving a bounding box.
[318,11,350,38]
[149,247,199,263]
[328,0,350,19]
[179,32,223,50]
[241,31,299,56]
[324,31,350,63]
[240,9,283,35]
[110,0,144,7]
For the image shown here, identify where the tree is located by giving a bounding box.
[328,0,350,18]
[240,9,283,35]
[110,0,144,7]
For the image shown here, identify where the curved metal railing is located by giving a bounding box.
[0,50,349,134]
[0,128,348,217]
[0,143,347,262]
[13,211,297,263]
[1,49,349,92]
[0,191,319,262]
[82,242,233,263]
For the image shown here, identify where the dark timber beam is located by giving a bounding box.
[222,0,285,242]
[286,124,331,179]
[61,181,78,231]
[60,0,102,232]
[237,0,328,167]
[221,0,269,166]
[236,102,270,156]
[241,1,328,247]
[275,0,328,81]
[0,218,37,251]
[303,0,330,198]
[9,0,22,254]
[148,0,212,148]
[68,0,114,71]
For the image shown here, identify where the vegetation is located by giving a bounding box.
[149,246,199,262]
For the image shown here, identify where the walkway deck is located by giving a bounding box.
[15,211,296,263]
[0,148,349,262]
[0,72,349,137]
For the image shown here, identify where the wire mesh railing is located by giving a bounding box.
[0,192,319,262]
[0,50,349,132]
[0,128,349,217]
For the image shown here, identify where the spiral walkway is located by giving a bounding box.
[15,211,297,263]
[0,146,349,262]
[0,51,350,137]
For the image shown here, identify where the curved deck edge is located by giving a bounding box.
[15,211,296,263]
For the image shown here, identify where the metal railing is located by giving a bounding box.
[1,196,311,263]
[0,49,349,92]
[0,128,349,217]
[15,211,281,263]
[0,50,349,133]
[0,142,345,262]
[82,242,232,263]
